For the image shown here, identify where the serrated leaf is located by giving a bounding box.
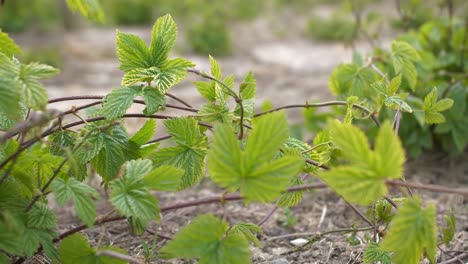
[328,63,378,99]
[425,111,446,124]
[157,58,194,93]
[116,31,150,72]
[320,121,405,205]
[239,71,256,99]
[90,125,131,181]
[160,214,251,264]
[143,165,184,191]
[194,81,216,101]
[391,41,420,91]
[66,0,104,22]
[142,86,166,115]
[209,55,222,79]
[17,63,59,110]
[387,74,402,95]
[0,30,22,57]
[27,203,57,230]
[59,233,126,264]
[130,119,156,145]
[208,112,304,203]
[164,117,206,147]
[0,79,20,119]
[152,146,206,189]
[320,167,385,205]
[382,198,437,264]
[229,222,263,248]
[50,130,76,156]
[19,228,56,258]
[198,103,233,124]
[374,122,405,178]
[74,131,105,163]
[329,120,372,166]
[245,112,289,169]
[434,98,453,112]
[441,211,456,246]
[110,161,160,222]
[150,14,177,66]
[52,178,100,227]
[363,242,391,264]
[278,177,304,207]
[101,86,141,119]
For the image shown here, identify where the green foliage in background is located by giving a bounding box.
[317,14,467,158]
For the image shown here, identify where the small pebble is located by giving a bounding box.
[270,258,289,264]
[290,238,309,246]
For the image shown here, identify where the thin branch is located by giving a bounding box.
[254,102,381,127]
[386,180,468,197]
[146,135,172,144]
[48,95,199,113]
[55,183,328,242]
[438,253,468,264]
[256,201,279,227]
[238,98,245,140]
[165,92,194,108]
[96,250,144,264]
[345,201,373,226]
[266,226,374,241]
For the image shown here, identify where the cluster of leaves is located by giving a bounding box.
[0,7,461,264]
[320,15,467,157]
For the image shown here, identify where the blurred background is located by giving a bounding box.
[1,0,466,154]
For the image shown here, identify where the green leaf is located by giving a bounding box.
[245,112,289,169]
[434,98,454,112]
[229,222,263,248]
[328,63,378,99]
[59,233,126,264]
[320,167,385,205]
[194,81,216,101]
[391,41,420,91]
[152,146,206,189]
[150,14,177,66]
[278,176,304,207]
[130,119,156,145]
[142,86,166,115]
[157,58,195,93]
[110,161,160,222]
[116,31,150,72]
[66,0,104,22]
[198,103,233,124]
[101,86,141,119]
[50,130,76,156]
[17,62,59,110]
[374,122,405,178]
[143,165,184,191]
[164,117,206,147]
[160,214,251,264]
[329,120,372,166]
[363,242,391,264]
[74,131,105,163]
[0,78,20,119]
[0,30,22,57]
[320,121,405,205]
[52,178,100,227]
[209,55,222,79]
[387,74,402,95]
[90,125,131,181]
[382,197,437,264]
[208,113,304,203]
[27,203,57,230]
[441,211,456,246]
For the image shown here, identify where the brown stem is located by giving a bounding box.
[254,102,381,128]
[386,180,468,197]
